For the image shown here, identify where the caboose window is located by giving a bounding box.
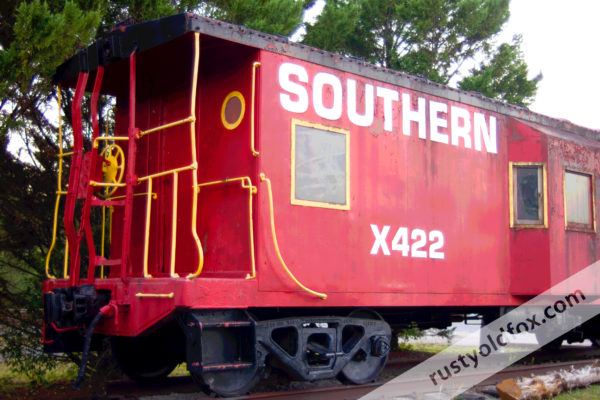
[291,119,350,210]
[564,170,595,231]
[509,162,547,228]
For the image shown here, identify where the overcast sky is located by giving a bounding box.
[501,1,600,130]
[302,0,600,130]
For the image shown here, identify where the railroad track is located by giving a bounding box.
[106,346,600,400]
[231,359,600,400]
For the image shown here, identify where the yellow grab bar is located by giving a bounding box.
[137,163,196,182]
[89,181,127,188]
[135,292,174,299]
[45,193,60,279]
[100,205,106,277]
[186,32,204,279]
[138,33,204,280]
[170,173,179,278]
[137,116,196,138]
[109,192,157,201]
[197,176,257,279]
[251,61,261,157]
[142,179,153,278]
[63,240,69,279]
[259,173,326,299]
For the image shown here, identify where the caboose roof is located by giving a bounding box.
[54,13,599,140]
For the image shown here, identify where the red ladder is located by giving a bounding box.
[64,51,138,286]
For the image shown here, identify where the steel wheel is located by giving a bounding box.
[190,367,263,397]
[339,309,390,385]
[111,336,179,383]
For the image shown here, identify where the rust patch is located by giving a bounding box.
[369,117,384,136]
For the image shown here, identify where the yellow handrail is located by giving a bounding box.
[137,163,196,182]
[45,193,60,279]
[109,192,157,201]
[63,240,69,279]
[137,116,196,138]
[170,173,179,278]
[251,61,261,157]
[89,181,127,188]
[142,178,153,278]
[186,32,204,279]
[197,177,257,279]
[135,292,174,298]
[100,205,106,277]
[45,85,67,279]
[138,32,204,280]
[259,173,327,299]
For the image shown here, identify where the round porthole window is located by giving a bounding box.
[221,91,245,130]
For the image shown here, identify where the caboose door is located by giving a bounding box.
[192,40,261,279]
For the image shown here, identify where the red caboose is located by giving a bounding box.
[43,14,600,395]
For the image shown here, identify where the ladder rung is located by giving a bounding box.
[93,257,121,266]
[91,197,126,207]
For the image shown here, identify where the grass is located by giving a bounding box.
[0,359,190,400]
[0,362,81,400]
[555,384,600,399]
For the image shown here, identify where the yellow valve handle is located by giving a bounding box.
[99,143,125,198]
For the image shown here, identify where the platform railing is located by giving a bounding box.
[137,32,204,279]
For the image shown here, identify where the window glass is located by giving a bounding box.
[510,163,546,227]
[565,171,593,228]
[293,123,348,208]
[516,167,540,221]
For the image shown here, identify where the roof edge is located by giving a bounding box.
[53,13,600,139]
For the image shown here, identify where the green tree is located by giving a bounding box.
[303,0,539,106]
[0,0,311,383]
[0,0,103,381]
[203,0,316,35]
[459,35,541,106]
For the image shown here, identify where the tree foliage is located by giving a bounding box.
[304,0,539,105]
[0,0,310,380]
[459,35,542,105]
[202,0,316,35]
[0,0,540,381]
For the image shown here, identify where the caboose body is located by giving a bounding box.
[43,14,600,395]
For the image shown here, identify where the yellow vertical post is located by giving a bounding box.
[251,62,261,157]
[100,205,106,278]
[170,172,179,278]
[245,178,257,279]
[45,85,63,279]
[187,32,204,279]
[63,241,69,278]
[143,179,153,278]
